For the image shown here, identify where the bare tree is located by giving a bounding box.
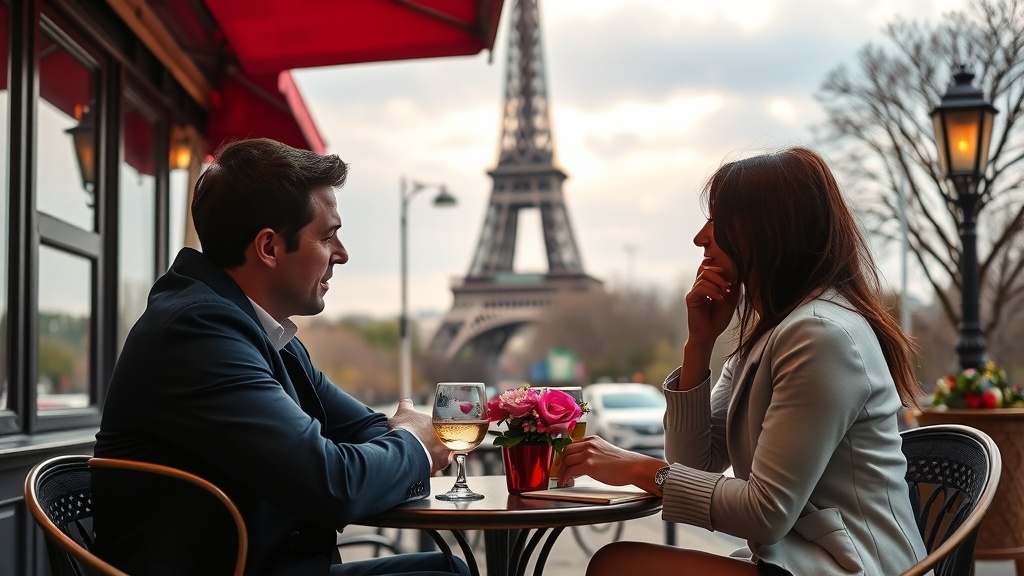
[815,0,1024,347]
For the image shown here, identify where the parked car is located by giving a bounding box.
[583,383,666,452]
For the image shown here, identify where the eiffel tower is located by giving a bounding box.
[429,0,602,368]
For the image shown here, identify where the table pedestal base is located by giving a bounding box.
[483,527,565,576]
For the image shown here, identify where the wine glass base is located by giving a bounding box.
[435,487,486,501]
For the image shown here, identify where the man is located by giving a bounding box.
[94,138,464,576]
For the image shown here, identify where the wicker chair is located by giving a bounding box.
[24,455,248,576]
[900,424,1002,576]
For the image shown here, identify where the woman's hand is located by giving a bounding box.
[686,259,738,345]
[556,436,666,494]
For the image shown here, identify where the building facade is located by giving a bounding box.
[0,1,502,573]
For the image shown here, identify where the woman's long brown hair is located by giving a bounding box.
[702,147,920,407]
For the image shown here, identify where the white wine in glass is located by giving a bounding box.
[432,382,488,500]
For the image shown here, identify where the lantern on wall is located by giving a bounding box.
[65,103,96,194]
[169,125,192,170]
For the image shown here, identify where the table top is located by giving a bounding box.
[357,475,662,531]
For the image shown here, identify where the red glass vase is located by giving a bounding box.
[501,443,553,494]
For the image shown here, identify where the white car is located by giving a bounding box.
[583,383,666,452]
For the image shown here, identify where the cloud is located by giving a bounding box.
[295,0,966,318]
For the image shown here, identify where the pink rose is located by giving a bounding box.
[491,387,538,419]
[535,389,582,436]
[486,396,509,422]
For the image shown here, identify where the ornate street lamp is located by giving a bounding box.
[400,177,457,401]
[931,67,998,370]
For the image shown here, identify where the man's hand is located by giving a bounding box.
[389,399,453,475]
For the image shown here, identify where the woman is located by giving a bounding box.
[557,147,927,575]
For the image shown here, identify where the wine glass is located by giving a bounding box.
[432,382,489,500]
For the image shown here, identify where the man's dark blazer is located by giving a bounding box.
[93,248,430,575]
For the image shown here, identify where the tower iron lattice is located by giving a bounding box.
[428,0,602,370]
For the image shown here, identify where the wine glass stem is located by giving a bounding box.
[452,453,470,488]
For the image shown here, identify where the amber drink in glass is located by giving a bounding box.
[432,382,488,500]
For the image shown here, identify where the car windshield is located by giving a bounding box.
[602,392,665,409]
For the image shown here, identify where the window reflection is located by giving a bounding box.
[0,2,9,411]
[118,95,156,352]
[37,246,92,411]
[36,29,96,230]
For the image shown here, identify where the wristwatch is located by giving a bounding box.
[654,465,670,494]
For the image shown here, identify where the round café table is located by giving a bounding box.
[356,475,662,576]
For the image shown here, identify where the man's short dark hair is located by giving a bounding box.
[191,138,348,268]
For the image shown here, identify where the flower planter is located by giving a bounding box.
[915,408,1024,560]
[501,443,552,494]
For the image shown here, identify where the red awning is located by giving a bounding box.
[207,69,326,156]
[198,0,503,155]
[202,0,503,75]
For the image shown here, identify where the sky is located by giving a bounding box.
[293,0,967,321]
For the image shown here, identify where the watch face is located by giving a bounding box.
[655,466,670,488]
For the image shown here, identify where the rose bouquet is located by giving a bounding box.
[930,361,1024,409]
[487,385,588,452]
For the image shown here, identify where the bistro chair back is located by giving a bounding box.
[24,454,248,576]
[899,423,1001,576]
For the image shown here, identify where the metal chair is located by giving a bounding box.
[24,455,248,576]
[900,423,1002,576]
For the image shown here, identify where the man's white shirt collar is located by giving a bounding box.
[247,298,297,350]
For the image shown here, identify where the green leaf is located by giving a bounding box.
[494,435,525,448]
[551,437,571,453]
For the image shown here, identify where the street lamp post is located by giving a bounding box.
[930,67,998,371]
[400,176,457,401]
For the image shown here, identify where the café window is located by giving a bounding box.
[37,245,92,411]
[118,92,157,351]
[168,162,190,264]
[34,17,103,416]
[167,124,199,267]
[37,25,97,230]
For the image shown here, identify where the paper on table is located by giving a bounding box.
[520,479,657,505]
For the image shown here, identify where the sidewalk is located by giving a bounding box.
[340,514,1019,575]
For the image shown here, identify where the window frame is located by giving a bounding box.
[28,9,109,433]
[0,0,15,435]
[115,88,167,352]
